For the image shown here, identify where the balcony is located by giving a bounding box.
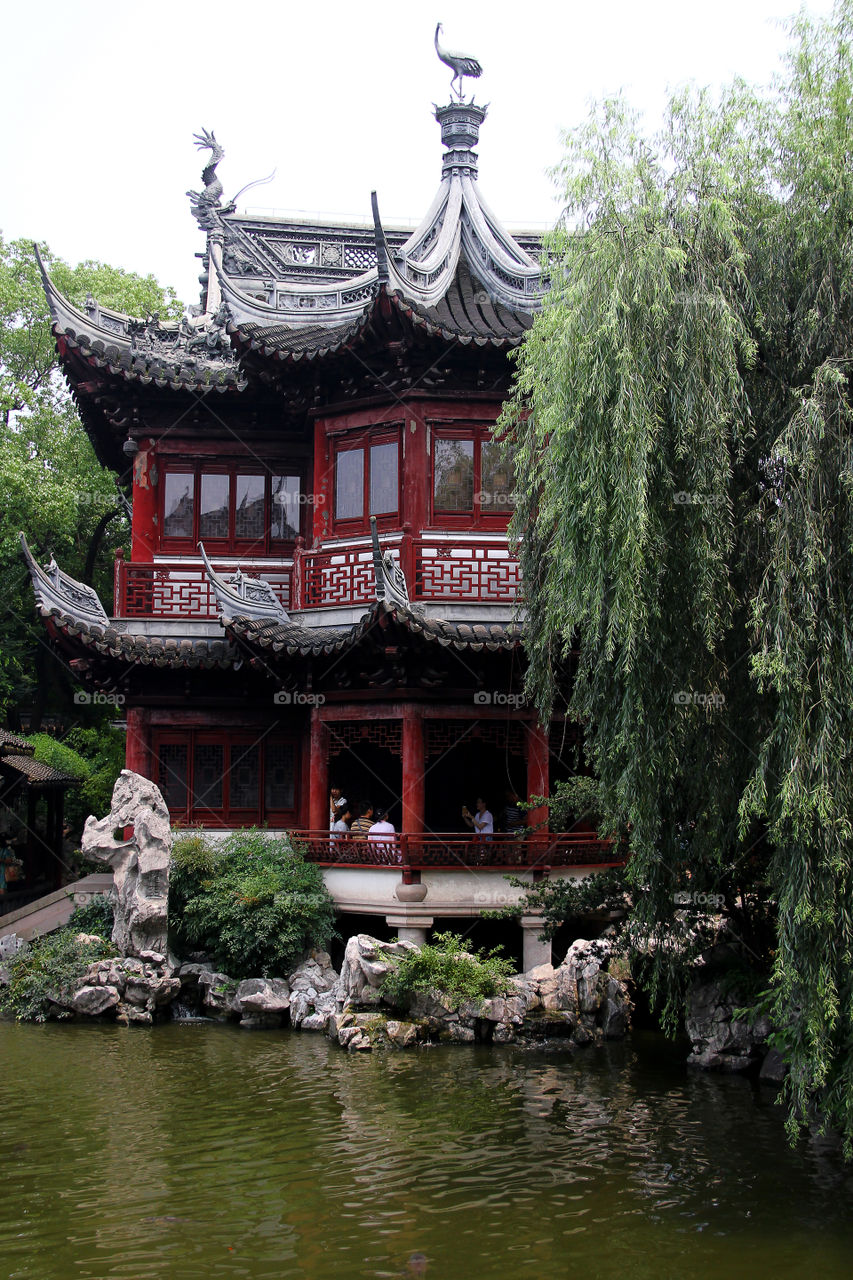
[290,831,622,871]
[115,536,521,618]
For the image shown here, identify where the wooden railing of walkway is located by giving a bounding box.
[289,831,624,877]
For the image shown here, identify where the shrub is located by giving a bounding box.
[0,929,115,1022]
[380,931,516,1011]
[168,828,337,978]
[67,893,115,939]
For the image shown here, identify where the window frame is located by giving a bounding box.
[331,427,401,534]
[160,462,307,554]
[153,729,299,827]
[430,427,514,530]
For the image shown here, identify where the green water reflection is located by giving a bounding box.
[1,1023,851,1279]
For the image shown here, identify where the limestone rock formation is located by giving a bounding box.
[233,977,291,1029]
[335,934,419,1005]
[685,978,771,1072]
[81,770,172,957]
[324,933,633,1052]
[73,953,180,1024]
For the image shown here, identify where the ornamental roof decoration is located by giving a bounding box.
[370,518,412,611]
[19,532,110,630]
[36,246,247,394]
[208,62,545,340]
[434,23,483,102]
[198,542,293,626]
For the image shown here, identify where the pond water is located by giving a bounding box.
[1,1023,852,1280]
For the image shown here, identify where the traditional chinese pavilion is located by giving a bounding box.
[23,58,618,961]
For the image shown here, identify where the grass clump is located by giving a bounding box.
[0,929,116,1022]
[169,828,337,979]
[380,931,516,1011]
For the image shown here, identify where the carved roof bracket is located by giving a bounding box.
[19,532,111,630]
[371,517,412,610]
[198,542,293,625]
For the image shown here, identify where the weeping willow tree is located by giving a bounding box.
[503,2,853,1148]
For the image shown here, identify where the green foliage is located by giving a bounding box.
[488,868,630,940]
[67,894,115,939]
[380,932,516,1011]
[169,829,337,979]
[26,725,125,840]
[0,234,180,727]
[0,929,115,1022]
[503,1,853,1149]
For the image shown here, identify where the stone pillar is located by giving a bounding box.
[521,915,552,971]
[386,913,433,947]
[309,709,329,830]
[401,706,425,834]
[525,721,550,833]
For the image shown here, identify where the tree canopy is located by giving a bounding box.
[0,235,180,726]
[502,2,853,1149]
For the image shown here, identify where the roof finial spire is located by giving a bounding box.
[434,23,483,102]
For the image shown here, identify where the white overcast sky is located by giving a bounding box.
[0,0,835,307]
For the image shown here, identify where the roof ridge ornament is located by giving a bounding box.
[19,533,111,630]
[434,22,483,103]
[371,191,389,285]
[198,542,293,625]
[187,129,227,230]
[371,517,412,610]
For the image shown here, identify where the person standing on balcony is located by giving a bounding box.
[462,797,493,840]
[329,786,348,830]
[350,803,375,839]
[330,806,352,853]
[501,789,527,833]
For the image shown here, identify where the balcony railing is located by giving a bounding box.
[297,537,520,608]
[289,831,621,871]
[114,537,521,618]
[115,553,292,619]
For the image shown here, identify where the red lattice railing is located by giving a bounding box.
[300,545,376,608]
[296,537,521,609]
[414,539,521,603]
[117,558,291,619]
[288,831,621,871]
[114,536,521,618]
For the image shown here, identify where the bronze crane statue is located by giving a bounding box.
[434,23,483,101]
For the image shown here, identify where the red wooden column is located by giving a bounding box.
[309,708,330,831]
[125,707,152,779]
[525,720,550,835]
[131,440,158,562]
[401,707,425,835]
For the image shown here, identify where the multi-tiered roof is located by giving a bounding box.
[25,77,545,685]
[37,99,544,469]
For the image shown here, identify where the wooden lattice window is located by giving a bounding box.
[153,730,298,826]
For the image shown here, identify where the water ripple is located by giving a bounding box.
[1,1024,852,1279]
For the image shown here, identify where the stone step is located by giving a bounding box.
[0,874,114,942]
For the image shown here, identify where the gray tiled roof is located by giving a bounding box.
[0,754,81,788]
